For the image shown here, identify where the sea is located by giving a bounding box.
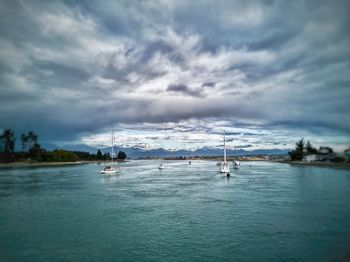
[0,160,350,261]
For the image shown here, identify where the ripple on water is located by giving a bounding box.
[0,161,350,261]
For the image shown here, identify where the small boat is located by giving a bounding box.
[101,130,119,175]
[101,165,119,174]
[220,131,230,176]
[220,162,230,173]
[232,144,240,169]
[188,161,192,165]
[233,160,240,169]
[158,163,165,170]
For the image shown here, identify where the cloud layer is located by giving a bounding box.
[0,0,349,150]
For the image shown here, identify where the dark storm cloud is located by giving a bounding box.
[29,59,91,85]
[202,82,216,88]
[0,0,349,148]
[236,144,254,149]
[167,83,204,97]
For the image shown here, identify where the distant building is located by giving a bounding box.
[345,149,350,162]
[318,147,333,155]
[303,154,317,162]
[299,146,349,163]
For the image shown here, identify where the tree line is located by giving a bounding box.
[288,138,339,161]
[0,129,127,163]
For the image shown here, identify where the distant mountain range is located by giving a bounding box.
[41,143,289,158]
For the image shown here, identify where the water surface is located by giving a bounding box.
[1,161,350,261]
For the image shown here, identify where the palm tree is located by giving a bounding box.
[21,133,28,151]
[20,131,38,152]
[0,129,15,153]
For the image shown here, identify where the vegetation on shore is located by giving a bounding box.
[0,129,127,163]
[288,138,348,163]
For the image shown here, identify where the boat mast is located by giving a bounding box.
[224,130,226,163]
[111,129,114,164]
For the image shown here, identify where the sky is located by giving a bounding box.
[0,0,349,152]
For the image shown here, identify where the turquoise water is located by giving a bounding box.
[0,161,350,261]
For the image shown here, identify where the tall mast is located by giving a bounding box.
[111,129,114,164]
[224,130,226,163]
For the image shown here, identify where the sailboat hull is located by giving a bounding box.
[220,168,230,173]
[220,163,230,173]
[100,170,118,175]
[100,166,119,174]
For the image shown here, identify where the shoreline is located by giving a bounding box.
[0,160,112,169]
[1,159,349,170]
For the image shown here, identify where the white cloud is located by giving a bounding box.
[0,0,349,151]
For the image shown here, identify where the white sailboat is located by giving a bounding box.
[233,145,240,169]
[158,163,165,170]
[101,130,120,175]
[220,131,230,176]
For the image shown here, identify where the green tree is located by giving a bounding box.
[28,131,37,149]
[21,131,38,152]
[319,146,333,154]
[0,129,15,162]
[102,152,108,160]
[306,140,317,154]
[96,150,103,160]
[45,150,78,162]
[288,138,304,161]
[29,143,45,161]
[121,152,127,159]
[0,129,15,153]
[117,151,127,160]
[20,133,27,151]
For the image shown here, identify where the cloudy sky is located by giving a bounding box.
[0,0,349,151]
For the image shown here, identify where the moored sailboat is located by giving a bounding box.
[233,145,240,169]
[220,131,230,176]
[233,160,240,169]
[101,130,120,175]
